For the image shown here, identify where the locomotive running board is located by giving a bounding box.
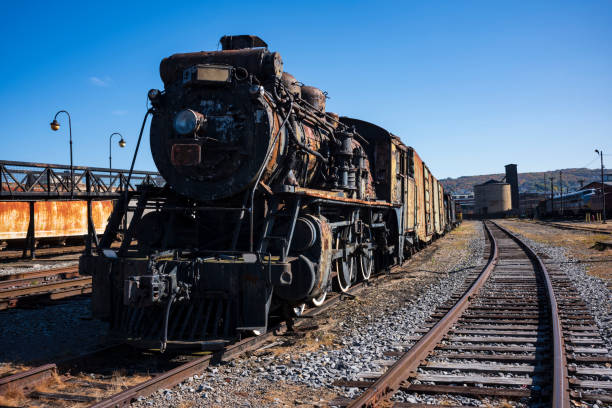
[276,185,396,207]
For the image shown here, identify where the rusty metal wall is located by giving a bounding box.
[439,181,447,232]
[433,178,440,233]
[0,201,114,240]
[406,178,416,231]
[434,179,446,234]
[412,150,429,243]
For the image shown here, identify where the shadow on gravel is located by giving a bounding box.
[0,298,108,364]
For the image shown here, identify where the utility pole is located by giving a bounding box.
[595,149,606,224]
[550,176,554,214]
[559,170,563,216]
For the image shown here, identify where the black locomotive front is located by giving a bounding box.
[81,35,385,350]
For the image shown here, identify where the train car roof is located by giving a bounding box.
[340,117,409,150]
[340,116,439,180]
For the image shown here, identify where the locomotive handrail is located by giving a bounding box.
[249,99,294,251]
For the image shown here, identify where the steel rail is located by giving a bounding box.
[0,276,91,299]
[347,221,499,408]
[532,220,611,235]
[0,266,79,286]
[0,364,57,393]
[491,221,570,408]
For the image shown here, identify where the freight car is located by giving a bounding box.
[81,35,457,351]
[0,201,113,250]
[537,188,610,217]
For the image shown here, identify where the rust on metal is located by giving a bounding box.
[0,364,57,393]
[300,86,326,112]
[289,186,395,207]
[0,201,113,240]
[0,276,92,301]
[171,144,201,166]
[0,266,78,282]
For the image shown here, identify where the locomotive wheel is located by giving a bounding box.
[310,292,326,307]
[334,228,355,293]
[358,226,374,281]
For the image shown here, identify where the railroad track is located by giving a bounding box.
[0,266,90,310]
[528,219,611,235]
[332,220,612,407]
[0,245,86,262]
[0,264,395,407]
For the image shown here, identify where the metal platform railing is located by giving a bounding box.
[0,159,163,200]
[0,159,164,258]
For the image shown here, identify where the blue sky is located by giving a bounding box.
[0,1,610,179]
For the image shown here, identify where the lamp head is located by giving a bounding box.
[595,149,600,154]
[118,138,126,148]
[50,119,60,131]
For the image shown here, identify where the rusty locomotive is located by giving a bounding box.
[81,35,458,350]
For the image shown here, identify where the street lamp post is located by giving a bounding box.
[50,110,73,197]
[109,132,126,174]
[595,149,606,224]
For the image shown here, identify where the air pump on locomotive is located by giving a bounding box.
[82,35,447,350]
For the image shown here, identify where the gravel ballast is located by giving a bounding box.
[132,222,486,407]
[499,220,612,351]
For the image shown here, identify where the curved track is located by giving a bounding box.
[338,220,612,407]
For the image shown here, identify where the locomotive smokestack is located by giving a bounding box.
[505,164,519,211]
[219,35,268,50]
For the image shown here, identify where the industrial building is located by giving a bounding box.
[505,164,520,212]
[474,180,512,216]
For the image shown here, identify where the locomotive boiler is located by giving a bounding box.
[82,35,457,350]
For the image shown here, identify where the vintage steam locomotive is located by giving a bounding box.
[81,35,458,350]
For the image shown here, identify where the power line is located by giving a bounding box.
[579,156,599,169]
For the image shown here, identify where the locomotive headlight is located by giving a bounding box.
[174,109,206,135]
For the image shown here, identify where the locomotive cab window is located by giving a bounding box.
[408,148,415,178]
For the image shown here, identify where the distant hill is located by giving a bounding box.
[440,168,601,195]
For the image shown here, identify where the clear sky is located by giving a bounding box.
[0,1,610,179]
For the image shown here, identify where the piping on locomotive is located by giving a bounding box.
[80,35,459,351]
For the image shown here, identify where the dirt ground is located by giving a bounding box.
[498,219,612,287]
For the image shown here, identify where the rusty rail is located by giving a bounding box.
[347,221,499,407]
[0,275,91,310]
[491,220,570,408]
[530,220,611,235]
[0,364,57,393]
[0,266,79,289]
